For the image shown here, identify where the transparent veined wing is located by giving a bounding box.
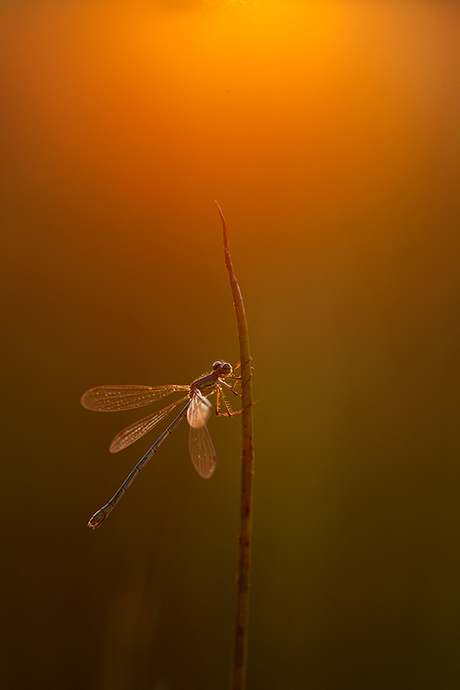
[189,424,216,479]
[110,396,189,453]
[186,392,212,429]
[81,384,189,412]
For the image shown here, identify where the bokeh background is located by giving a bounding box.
[1,1,459,688]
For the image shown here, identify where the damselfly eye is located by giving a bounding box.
[221,362,232,375]
[212,361,222,371]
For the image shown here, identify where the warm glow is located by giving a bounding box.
[1,2,459,688]
[1,0,442,222]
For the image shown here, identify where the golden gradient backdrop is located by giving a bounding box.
[1,2,459,689]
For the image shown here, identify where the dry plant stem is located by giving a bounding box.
[215,202,254,690]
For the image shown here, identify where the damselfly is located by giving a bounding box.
[82,360,241,529]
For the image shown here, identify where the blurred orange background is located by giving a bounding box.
[1,1,459,688]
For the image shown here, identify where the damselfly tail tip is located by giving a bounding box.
[87,513,105,529]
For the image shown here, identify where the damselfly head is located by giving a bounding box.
[212,360,232,376]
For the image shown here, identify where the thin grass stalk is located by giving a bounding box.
[215,202,254,690]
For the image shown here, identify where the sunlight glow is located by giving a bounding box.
[202,0,266,17]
